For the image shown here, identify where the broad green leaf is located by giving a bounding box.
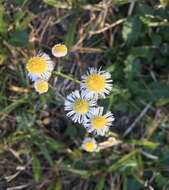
[0,98,28,121]
[122,16,142,46]
[10,30,29,47]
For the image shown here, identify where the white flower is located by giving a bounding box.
[81,137,97,152]
[81,67,112,98]
[84,107,114,136]
[52,44,68,57]
[64,90,97,124]
[26,53,54,81]
[34,80,49,94]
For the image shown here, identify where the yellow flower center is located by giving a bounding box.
[26,56,48,75]
[85,74,106,92]
[84,141,95,152]
[34,80,49,94]
[52,44,67,57]
[73,99,89,114]
[91,116,107,129]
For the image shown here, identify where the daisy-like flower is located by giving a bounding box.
[81,67,112,98]
[64,90,97,124]
[81,137,97,152]
[26,53,54,81]
[34,80,49,94]
[52,44,68,57]
[84,107,114,136]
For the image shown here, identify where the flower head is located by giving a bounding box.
[64,90,97,124]
[81,67,112,98]
[34,80,49,94]
[81,137,97,152]
[52,44,68,57]
[84,107,114,136]
[26,53,54,81]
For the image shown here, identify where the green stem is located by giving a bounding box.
[53,71,81,84]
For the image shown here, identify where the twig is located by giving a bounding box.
[123,102,152,137]
[99,137,122,150]
[7,184,29,190]
[128,1,136,16]
[89,18,126,36]
[141,150,158,160]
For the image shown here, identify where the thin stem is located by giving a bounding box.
[53,71,81,84]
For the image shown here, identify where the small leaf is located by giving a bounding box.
[32,155,42,182]
[95,175,105,190]
[0,4,7,34]
[65,19,77,49]
[156,97,169,106]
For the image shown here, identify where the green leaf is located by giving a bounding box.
[43,0,71,9]
[65,19,77,49]
[128,140,159,149]
[108,150,139,172]
[156,97,169,106]
[149,82,169,100]
[154,172,169,188]
[95,176,105,190]
[46,137,65,151]
[47,177,62,190]
[53,177,62,190]
[32,155,42,182]
[0,4,7,34]
[36,143,53,167]
[10,30,29,47]
[123,177,143,190]
[160,0,169,7]
[122,16,142,46]
[13,0,26,5]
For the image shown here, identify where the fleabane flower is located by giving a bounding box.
[81,67,112,98]
[81,137,97,152]
[64,90,97,124]
[84,107,114,136]
[26,53,54,81]
[52,44,68,57]
[34,80,49,94]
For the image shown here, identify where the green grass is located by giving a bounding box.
[0,0,169,189]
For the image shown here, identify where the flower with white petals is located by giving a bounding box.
[34,80,49,94]
[26,53,54,81]
[52,44,68,57]
[81,137,97,152]
[81,67,112,98]
[64,90,97,124]
[84,107,114,136]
